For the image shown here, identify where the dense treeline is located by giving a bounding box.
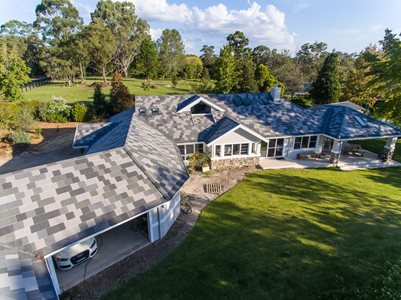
[1,0,401,126]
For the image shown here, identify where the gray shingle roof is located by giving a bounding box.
[0,245,57,299]
[135,93,401,142]
[73,122,113,148]
[0,108,189,300]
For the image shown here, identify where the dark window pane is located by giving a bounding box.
[191,102,211,114]
[268,148,275,157]
[178,145,185,155]
[301,137,309,148]
[277,138,284,147]
[310,136,317,142]
[224,145,232,156]
[295,137,302,143]
[241,144,249,155]
[195,144,204,153]
[276,147,283,157]
[269,139,277,148]
[309,141,317,148]
[233,144,241,155]
[186,144,194,155]
[294,142,301,149]
[215,145,221,156]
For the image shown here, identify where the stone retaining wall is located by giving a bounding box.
[211,157,260,171]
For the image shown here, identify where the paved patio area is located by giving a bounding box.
[258,150,401,171]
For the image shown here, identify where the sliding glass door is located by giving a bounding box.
[261,138,285,158]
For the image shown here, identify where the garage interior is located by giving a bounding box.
[54,213,150,292]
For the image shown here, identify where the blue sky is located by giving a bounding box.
[1,0,401,55]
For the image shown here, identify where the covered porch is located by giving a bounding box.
[259,136,401,171]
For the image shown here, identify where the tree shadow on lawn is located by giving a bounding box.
[107,169,401,300]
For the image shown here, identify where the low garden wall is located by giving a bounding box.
[211,157,260,171]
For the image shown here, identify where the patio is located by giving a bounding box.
[259,149,401,171]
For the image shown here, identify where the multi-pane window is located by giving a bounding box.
[294,136,318,150]
[267,138,284,157]
[178,143,204,159]
[217,143,254,157]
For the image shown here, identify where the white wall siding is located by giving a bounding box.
[149,192,181,241]
[212,128,260,144]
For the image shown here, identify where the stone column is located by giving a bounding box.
[383,137,397,161]
[330,140,343,166]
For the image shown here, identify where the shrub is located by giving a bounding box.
[188,152,211,171]
[71,103,88,122]
[17,104,36,131]
[43,98,72,123]
[172,74,178,88]
[0,102,19,130]
[9,130,30,144]
[93,84,110,118]
[141,81,150,91]
[110,72,135,114]
[34,127,42,138]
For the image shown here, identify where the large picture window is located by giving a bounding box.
[294,136,318,150]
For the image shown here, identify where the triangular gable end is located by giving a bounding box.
[176,95,225,113]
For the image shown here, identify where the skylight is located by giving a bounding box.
[354,115,367,127]
[139,107,146,115]
[151,107,159,115]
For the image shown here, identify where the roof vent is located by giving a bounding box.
[151,107,159,115]
[139,106,146,115]
[270,84,281,103]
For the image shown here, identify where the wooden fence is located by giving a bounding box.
[21,77,51,92]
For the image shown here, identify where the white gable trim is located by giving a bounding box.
[207,124,268,146]
[177,96,225,113]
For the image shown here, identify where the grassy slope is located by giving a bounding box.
[22,77,197,102]
[354,138,401,162]
[106,168,401,300]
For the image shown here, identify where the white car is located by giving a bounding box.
[54,237,98,270]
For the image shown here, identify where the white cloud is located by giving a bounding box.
[126,0,295,47]
[149,28,164,41]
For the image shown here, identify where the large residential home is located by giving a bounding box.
[0,86,400,299]
[132,85,400,170]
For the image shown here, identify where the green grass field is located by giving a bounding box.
[105,167,401,299]
[22,77,199,102]
[355,138,401,162]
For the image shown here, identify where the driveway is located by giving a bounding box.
[0,131,81,175]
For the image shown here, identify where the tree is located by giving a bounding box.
[310,52,342,104]
[295,42,328,82]
[227,31,249,59]
[0,38,30,100]
[368,29,401,123]
[34,0,83,85]
[181,55,203,79]
[157,29,185,78]
[110,72,134,114]
[136,36,158,80]
[252,45,271,66]
[215,45,238,94]
[85,22,116,84]
[200,45,217,78]
[93,83,109,117]
[91,0,149,77]
[255,64,276,92]
[237,50,257,92]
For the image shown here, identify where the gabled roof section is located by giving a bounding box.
[176,94,225,113]
[200,116,240,144]
[73,122,113,149]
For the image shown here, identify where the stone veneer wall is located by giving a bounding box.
[211,157,260,171]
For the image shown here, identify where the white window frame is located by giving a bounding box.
[177,142,205,159]
[294,135,318,150]
[213,142,256,159]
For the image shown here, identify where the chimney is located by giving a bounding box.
[270,84,281,103]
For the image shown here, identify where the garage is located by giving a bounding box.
[54,212,150,292]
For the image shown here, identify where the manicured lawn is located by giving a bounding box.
[106,168,401,299]
[355,138,401,162]
[22,77,198,102]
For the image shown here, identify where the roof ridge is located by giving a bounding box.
[336,106,349,140]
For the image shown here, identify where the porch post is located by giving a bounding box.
[383,137,398,161]
[330,140,343,167]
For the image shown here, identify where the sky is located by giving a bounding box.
[1,0,401,55]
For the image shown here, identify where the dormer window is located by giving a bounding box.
[151,107,159,115]
[190,102,211,114]
[139,107,146,115]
